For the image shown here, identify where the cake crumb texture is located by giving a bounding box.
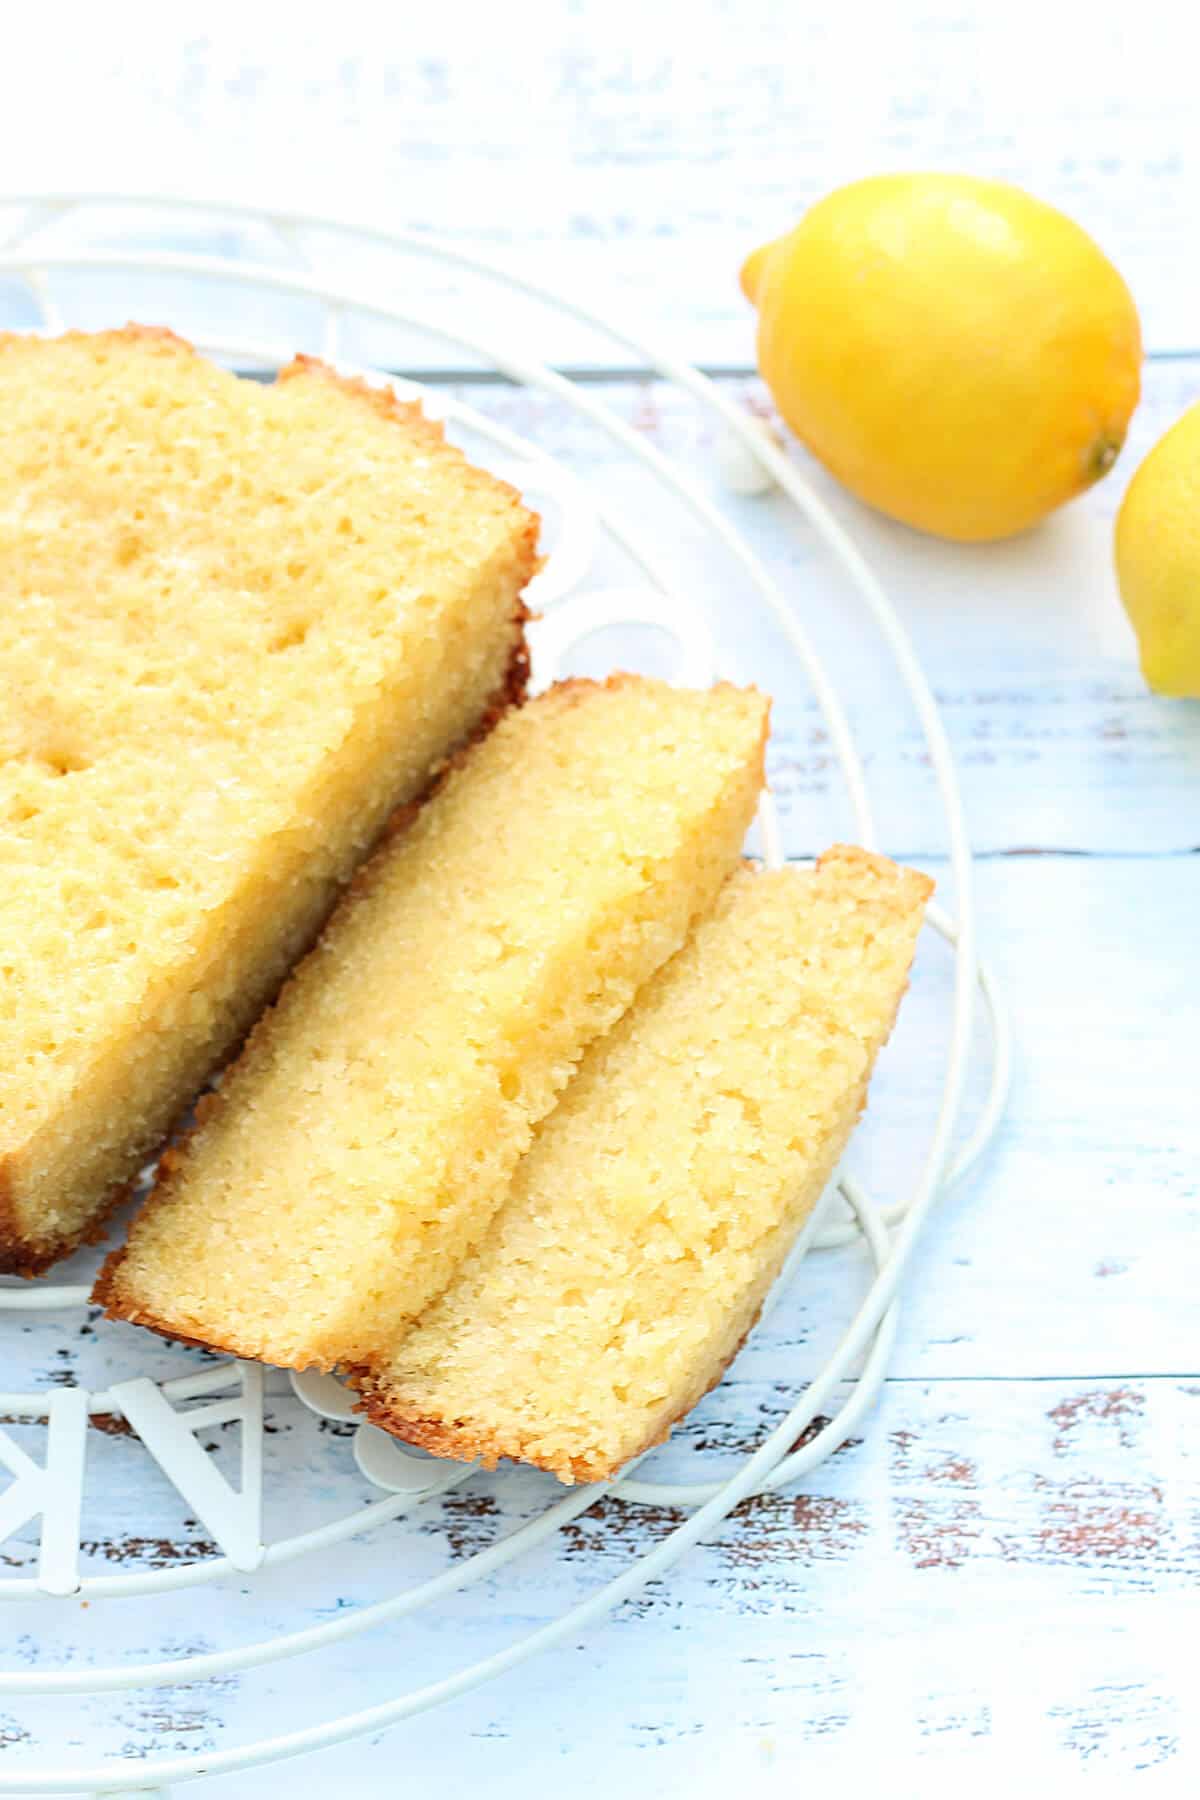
[357,848,932,1482]
[0,327,536,1270]
[96,677,769,1370]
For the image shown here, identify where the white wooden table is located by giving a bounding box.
[1,6,1197,1793]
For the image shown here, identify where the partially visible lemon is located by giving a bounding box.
[741,173,1142,542]
[1115,406,1200,697]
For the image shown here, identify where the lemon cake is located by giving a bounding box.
[0,327,536,1273]
[96,677,769,1369]
[356,848,932,1483]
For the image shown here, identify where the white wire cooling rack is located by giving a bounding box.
[0,193,1011,1795]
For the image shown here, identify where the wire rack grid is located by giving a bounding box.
[0,192,1010,1796]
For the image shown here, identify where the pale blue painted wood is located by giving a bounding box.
[1,1,1197,361]
[1,10,1198,1791]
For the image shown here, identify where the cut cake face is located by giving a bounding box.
[358,849,931,1483]
[96,677,770,1372]
[0,327,537,1270]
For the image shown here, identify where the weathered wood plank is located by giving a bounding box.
[1,3,1196,360]
[443,363,1200,858]
[2,1375,1193,1787]
[0,1,1194,361]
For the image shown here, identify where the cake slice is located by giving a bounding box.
[356,849,932,1483]
[0,328,536,1273]
[96,677,769,1370]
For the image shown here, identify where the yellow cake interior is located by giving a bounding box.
[358,849,932,1482]
[0,329,535,1269]
[96,677,769,1370]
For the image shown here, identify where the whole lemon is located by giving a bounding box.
[1115,405,1200,697]
[741,173,1142,542]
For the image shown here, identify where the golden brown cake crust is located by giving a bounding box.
[277,351,540,528]
[0,322,193,362]
[89,1275,271,1359]
[351,1301,767,1485]
[350,1387,612,1484]
[0,1166,135,1278]
[0,1161,37,1276]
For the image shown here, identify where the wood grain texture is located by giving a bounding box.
[1,0,1200,362]
[2,1371,1195,1788]
[0,10,1197,1791]
[439,362,1200,857]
